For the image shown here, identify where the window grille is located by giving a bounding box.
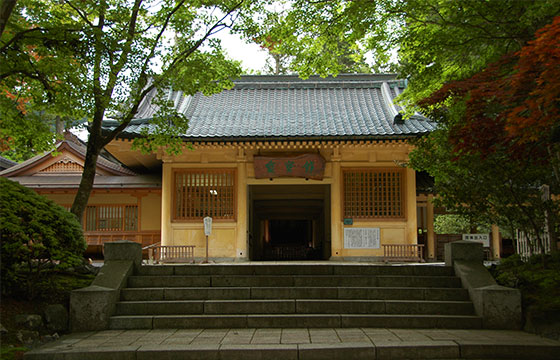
[84,205,138,231]
[343,168,404,219]
[174,169,236,220]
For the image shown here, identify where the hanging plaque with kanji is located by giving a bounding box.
[254,154,326,180]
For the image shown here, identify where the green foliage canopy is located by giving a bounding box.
[252,0,560,104]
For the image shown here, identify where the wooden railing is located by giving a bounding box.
[84,230,161,248]
[382,244,425,262]
[146,245,196,264]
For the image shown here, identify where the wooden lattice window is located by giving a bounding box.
[174,169,236,221]
[84,205,138,231]
[343,168,405,219]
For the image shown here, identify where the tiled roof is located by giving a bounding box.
[103,74,436,141]
[0,156,17,170]
[9,175,161,189]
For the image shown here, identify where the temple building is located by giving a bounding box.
[2,74,446,261]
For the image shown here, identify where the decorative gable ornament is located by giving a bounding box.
[39,157,84,174]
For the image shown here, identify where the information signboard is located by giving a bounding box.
[203,216,212,236]
[344,228,381,249]
[462,233,490,247]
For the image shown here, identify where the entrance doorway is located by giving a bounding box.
[248,185,331,261]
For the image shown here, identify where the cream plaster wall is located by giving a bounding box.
[141,193,162,231]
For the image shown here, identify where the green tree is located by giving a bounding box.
[1,0,264,221]
[0,177,85,299]
[247,5,371,76]
[433,215,490,235]
[265,1,560,251]
[1,0,83,161]
[411,17,560,252]
[256,0,559,101]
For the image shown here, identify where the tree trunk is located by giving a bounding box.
[55,116,64,135]
[0,0,17,38]
[70,139,100,224]
[273,53,281,75]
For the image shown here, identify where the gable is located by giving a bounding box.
[38,156,84,174]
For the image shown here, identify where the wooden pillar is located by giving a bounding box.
[330,148,342,259]
[161,158,173,246]
[236,150,248,260]
[406,168,417,244]
[491,224,501,260]
[427,195,435,261]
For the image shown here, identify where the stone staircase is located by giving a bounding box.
[109,263,483,330]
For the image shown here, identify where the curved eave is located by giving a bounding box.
[109,131,431,144]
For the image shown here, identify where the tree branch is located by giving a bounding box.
[102,0,144,101]
[101,0,245,147]
[64,0,96,28]
[164,1,244,76]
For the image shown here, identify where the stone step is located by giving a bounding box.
[24,328,560,360]
[115,299,475,316]
[127,275,462,288]
[109,313,483,330]
[121,286,470,301]
[137,264,456,277]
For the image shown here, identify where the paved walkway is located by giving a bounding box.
[24,328,560,359]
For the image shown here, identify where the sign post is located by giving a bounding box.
[203,216,212,263]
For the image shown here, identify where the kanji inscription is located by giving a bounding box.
[344,228,381,249]
[254,154,326,180]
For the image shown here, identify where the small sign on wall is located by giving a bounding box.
[462,233,490,247]
[344,227,381,249]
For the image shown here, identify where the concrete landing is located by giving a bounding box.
[24,328,559,359]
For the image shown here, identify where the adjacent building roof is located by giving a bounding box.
[0,133,164,189]
[102,74,436,142]
[0,139,136,177]
[11,175,161,189]
[0,156,17,171]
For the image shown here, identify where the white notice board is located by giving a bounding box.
[344,228,381,249]
[462,233,490,247]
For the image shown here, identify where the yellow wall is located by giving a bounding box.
[141,193,162,231]
[160,141,418,261]
[40,191,161,232]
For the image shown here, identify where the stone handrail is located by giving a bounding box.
[445,240,521,329]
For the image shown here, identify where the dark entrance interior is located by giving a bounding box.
[248,185,331,261]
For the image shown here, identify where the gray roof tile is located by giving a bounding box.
[103,74,436,141]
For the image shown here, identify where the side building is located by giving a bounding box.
[0,133,162,256]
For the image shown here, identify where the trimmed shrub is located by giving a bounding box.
[491,253,560,312]
[0,177,86,298]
